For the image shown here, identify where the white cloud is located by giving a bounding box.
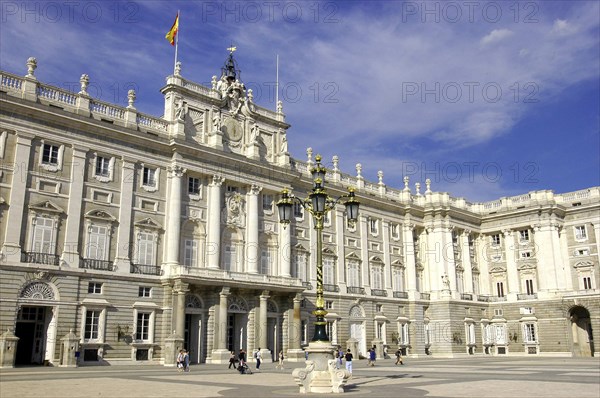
[552,19,576,36]
[480,29,514,45]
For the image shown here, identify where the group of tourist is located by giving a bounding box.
[176,349,190,372]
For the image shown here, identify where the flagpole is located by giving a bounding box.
[276,54,279,109]
[173,10,180,74]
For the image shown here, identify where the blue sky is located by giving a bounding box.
[1,1,598,201]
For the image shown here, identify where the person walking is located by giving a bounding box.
[183,350,190,372]
[344,349,353,374]
[369,347,376,366]
[176,349,184,372]
[255,348,262,370]
[338,347,344,369]
[229,351,237,369]
[366,348,372,366]
[276,349,285,369]
[395,349,404,365]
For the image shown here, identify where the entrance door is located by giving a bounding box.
[227,313,248,353]
[570,306,594,357]
[267,317,278,361]
[185,314,203,363]
[350,322,366,358]
[15,306,47,365]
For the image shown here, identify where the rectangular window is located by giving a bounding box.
[142,167,157,187]
[295,253,307,281]
[392,267,404,292]
[496,281,505,297]
[188,177,201,195]
[294,202,303,218]
[88,282,102,294]
[95,156,111,177]
[519,230,530,242]
[136,312,150,341]
[224,245,236,271]
[137,232,155,266]
[575,248,590,256]
[525,279,535,295]
[323,257,335,285]
[583,276,592,290]
[262,194,273,211]
[491,234,501,246]
[370,219,379,235]
[371,265,383,290]
[32,216,54,254]
[523,323,537,343]
[226,186,238,192]
[42,143,59,164]
[347,261,360,287]
[84,310,100,340]
[183,240,198,267]
[520,251,532,259]
[325,301,334,310]
[494,309,503,317]
[87,225,108,261]
[260,250,272,275]
[574,225,587,241]
[138,287,152,297]
[391,223,400,239]
[323,211,330,225]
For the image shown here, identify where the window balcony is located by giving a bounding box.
[393,291,408,299]
[419,292,431,300]
[130,263,162,276]
[347,286,365,294]
[21,251,60,266]
[371,289,387,297]
[460,293,474,301]
[477,295,492,302]
[323,284,340,292]
[490,296,507,302]
[517,293,538,300]
[81,258,114,271]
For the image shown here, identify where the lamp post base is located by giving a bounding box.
[292,341,351,394]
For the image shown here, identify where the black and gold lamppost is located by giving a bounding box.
[277,154,359,342]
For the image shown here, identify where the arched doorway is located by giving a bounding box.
[184,294,205,364]
[569,306,594,357]
[15,281,59,366]
[349,305,366,358]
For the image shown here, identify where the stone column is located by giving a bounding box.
[461,231,474,294]
[174,281,188,338]
[286,293,304,361]
[246,185,261,274]
[443,226,457,296]
[334,208,345,288]
[165,165,186,267]
[259,291,270,356]
[425,226,442,293]
[475,235,491,295]
[403,224,418,297]
[503,230,519,298]
[280,221,291,277]
[115,158,135,272]
[61,145,88,267]
[359,215,369,288]
[212,287,230,363]
[206,175,224,269]
[559,227,574,291]
[2,133,34,262]
[532,224,559,293]
[382,220,392,289]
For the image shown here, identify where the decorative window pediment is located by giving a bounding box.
[322,247,337,258]
[369,255,384,264]
[518,262,537,271]
[345,252,361,261]
[29,200,64,214]
[294,243,309,253]
[85,209,117,223]
[349,305,365,318]
[134,217,163,231]
[20,281,55,300]
[489,266,506,274]
[574,261,594,269]
[391,259,404,268]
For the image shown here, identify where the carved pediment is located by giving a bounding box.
[323,247,337,257]
[574,261,594,269]
[369,255,384,264]
[294,243,309,253]
[29,200,64,214]
[391,259,404,268]
[345,252,361,261]
[134,217,162,230]
[489,266,506,274]
[85,209,116,222]
[517,262,537,271]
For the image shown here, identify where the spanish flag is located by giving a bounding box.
[165,13,179,46]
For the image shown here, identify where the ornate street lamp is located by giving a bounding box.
[277,154,359,342]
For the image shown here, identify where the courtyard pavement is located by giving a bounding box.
[0,356,599,398]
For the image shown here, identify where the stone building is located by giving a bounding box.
[0,54,598,367]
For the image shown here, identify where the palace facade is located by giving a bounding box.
[0,54,598,367]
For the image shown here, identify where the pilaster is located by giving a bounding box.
[114,158,135,273]
[164,164,186,269]
[461,231,474,294]
[206,175,224,269]
[246,184,261,274]
[503,230,519,299]
[61,145,88,267]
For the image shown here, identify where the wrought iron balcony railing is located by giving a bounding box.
[21,251,60,265]
[80,258,114,271]
[371,289,387,297]
[393,291,408,299]
[419,292,431,300]
[302,281,313,290]
[130,263,161,276]
[460,293,474,301]
[323,284,340,292]
[517,293,538,300]
[347,286,365,295]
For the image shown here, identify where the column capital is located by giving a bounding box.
[294,293,304,303]
[167,165,187,178]
[260,290,270,300]
[211,175,225,186]
[502,229,512,237]
[248,184,262,195]
[174,281,189,293]
[461,229,472,237]
[219,286,230,297]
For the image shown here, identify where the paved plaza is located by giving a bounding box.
[1,357,598,398]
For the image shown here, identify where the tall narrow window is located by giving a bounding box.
[523,323,537,343]
[224,245,236,271]
[42,143,59,165]
[519,230,530,242]
[143,167,157,188]
[85,310,100,340]
[32,216,55,254]
[496,281,505,297]
[323,257,335,285]
[294,202,303,218]
[260,250,272,275]
[183,239,198,267]
[347,260,360,287]
[137,232,155,266]
[392,267,404,292]
[371,265,384,290]
[188,177,201,196]
[491,234,501,246]
[525,279,535,295]
[87,225,108,260]
[262,194,273,211]
[136,312,151,341]
[583,276,592,290]
[295,253,307,281]
[574,225,587,241]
